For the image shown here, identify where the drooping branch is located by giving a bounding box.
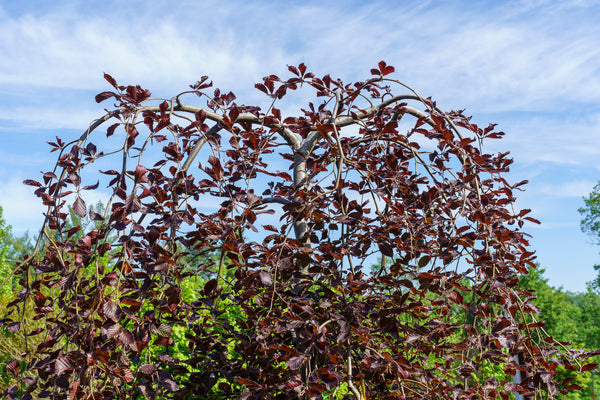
[262,197,291,205]
[179,124,218,174]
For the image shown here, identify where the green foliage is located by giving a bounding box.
[1,231,36,298]
[579,182,600,246]
[0,207,11,297]
[519,266,600,399]
[579,182,600,293]
[519,266,582,343]
[570,291,600,349]
[0,207,45,397]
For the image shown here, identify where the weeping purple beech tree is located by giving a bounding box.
[2,62,595,399]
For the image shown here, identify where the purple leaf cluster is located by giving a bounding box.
[2,62,594,399]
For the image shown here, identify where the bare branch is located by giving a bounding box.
[262,197,291,205]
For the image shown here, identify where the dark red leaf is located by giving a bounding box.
[275,85,287,99]
[263,224,278,232]
[581,362,598,372]
[95,91,117,103]
[564,384,583,390]
[55,356,71,376]
[286,356,305,370]
[43,171,58,181]
[255,83,269,95]
[120,329,134,345]
[524,216,541,224]
[140,363,157,375]
[82,181,99,190]
[226,91,236,104]
[418,255,430,268]
[204,278,218,294]
[68,171,81,187]
[104,73,118,88]
[157,323,173,337]
[298,63,307,76]
[161,379,179,392]
[276,172,292,182]
[73,196,86,217]
[101,323,121,338]
[237,378,259,386]
[8,321,21,333]
[378,242,394,257]
[378,60,395,76]
[7,359,19,377]
[123,369,134,383]
[67,380,79,400]
[492,319,511,334]
[134,164,148,183]
[89,210,104,221]
[259,270,273,285]
[23,179,42,187]
[107,123,120,137]
[103,300,118,321]
[92,349,110,364]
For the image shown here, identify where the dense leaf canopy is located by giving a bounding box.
[1,62,594,399]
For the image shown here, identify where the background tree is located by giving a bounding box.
[519,267,582,344]
[519,266,600,399]
[580,182,600,246]
[0,208,43,396]
[1,62,594,399]
[0,207,12,297]
[579,183,600,294]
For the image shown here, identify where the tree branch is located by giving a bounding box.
[262,197,291,205]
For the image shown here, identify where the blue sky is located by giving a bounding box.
[0,0,599,291]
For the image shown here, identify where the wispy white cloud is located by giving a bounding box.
[1,0,598,138]
[383,6,600,113]
[1,0,598,106]
[0,1,288,93]
[0,105,98,130]
[538,180,597,198]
